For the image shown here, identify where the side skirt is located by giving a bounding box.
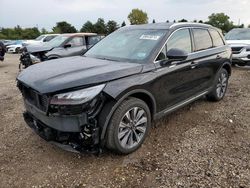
[154,90,209,120]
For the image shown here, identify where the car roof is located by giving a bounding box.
[121,22,215,30]
[60,33,97,37]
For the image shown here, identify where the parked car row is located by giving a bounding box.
[19,33,102,69]
[17,22,232,154]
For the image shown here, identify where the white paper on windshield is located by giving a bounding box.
[140,35,160,40]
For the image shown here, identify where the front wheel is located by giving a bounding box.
[105,97,151,154]
[207,68,229,101]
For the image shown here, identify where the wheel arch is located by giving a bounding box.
[99,89,157,142]
[221,62,232,76]
[47,55,60,60]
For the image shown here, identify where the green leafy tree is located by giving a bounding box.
[80,21,95,33]
[21,27,40,39]
[94,18,106,34]
[52,21,77,33]
[206,13,234,33]
[248,24,250,28]
[106,20,119,34]
[178,19,188,22]
[121,21,126,27]
[128,9,148,25]
[41,28,48,34]
[0,27,40,39]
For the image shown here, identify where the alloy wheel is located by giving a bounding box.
[118,107,148,149]
[216,72,228,99]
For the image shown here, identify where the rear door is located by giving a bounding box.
[190,28,226,91]
[61,36,86,57]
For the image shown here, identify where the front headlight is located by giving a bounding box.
[50,84,106,105]
[30,54,41,63]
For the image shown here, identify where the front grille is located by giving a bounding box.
[18,83,49,112]
[231,47,244,54]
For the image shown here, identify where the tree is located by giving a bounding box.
[166,20,169,23]
[128,9,148,25]
[198,20,204,23]
[238,24,244,28]
[52,21,77,33]
[94,18,106,34]
[152,19,156,23]
[193,20,197,23]
[178,19,188,22]
[41,28,48,34]
[80,21,95,33]
[248,24,250,28]
[21,27,40,39]
[121,21,126,27]
[206,13,234,33]
[106,20,119,34]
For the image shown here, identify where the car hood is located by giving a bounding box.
[8,44,22,48]
[26,44,53,53]
[226,40,250,46]
[17,56,143,94]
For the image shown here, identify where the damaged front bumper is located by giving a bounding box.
[23,100,102,154]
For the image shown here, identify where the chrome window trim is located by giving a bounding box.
[154,26,224,63]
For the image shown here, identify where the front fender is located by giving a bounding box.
[99,72,157,142]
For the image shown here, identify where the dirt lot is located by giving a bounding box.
[0,54,250,188]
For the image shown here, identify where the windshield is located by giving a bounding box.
[85,29,167,63]
[35,35,45,41]
[225,29,250,40]
[46,35,69,48]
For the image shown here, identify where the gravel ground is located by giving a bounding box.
[0,54,250,188]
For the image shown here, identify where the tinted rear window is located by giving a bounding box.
[209,29,224,47]
[193,29,213,51]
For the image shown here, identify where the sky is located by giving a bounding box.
[0,0,250,31]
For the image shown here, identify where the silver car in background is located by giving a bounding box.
[225,28,250,66]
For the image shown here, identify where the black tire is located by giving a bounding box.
[236,63,246,67]
[207,68,229,101]
[15,47,20,54]
[105,97,151,154]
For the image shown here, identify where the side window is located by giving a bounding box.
[88,36,101,45]
[66,37,84,47]
[193,29,213,51]
[209,29,224,47]
[43,36,55,42]
[156,46,167,61]
[167,29,192,53]
[155,29,192,61]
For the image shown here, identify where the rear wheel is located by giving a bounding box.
[105,97,151,154]
[207,68,229,101]
[15,47,20,53]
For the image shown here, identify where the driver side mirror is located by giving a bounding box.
[160,48,188,66]
[64,44,72,48]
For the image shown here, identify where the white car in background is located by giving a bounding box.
[22,34,59,47]
[7,40,24,53]
[225,28,250,66]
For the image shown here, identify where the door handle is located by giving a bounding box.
[216,55,222,59]
[191,61,198,65]
[191,61,198,69]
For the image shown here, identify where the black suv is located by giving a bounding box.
[17,23,232,154]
